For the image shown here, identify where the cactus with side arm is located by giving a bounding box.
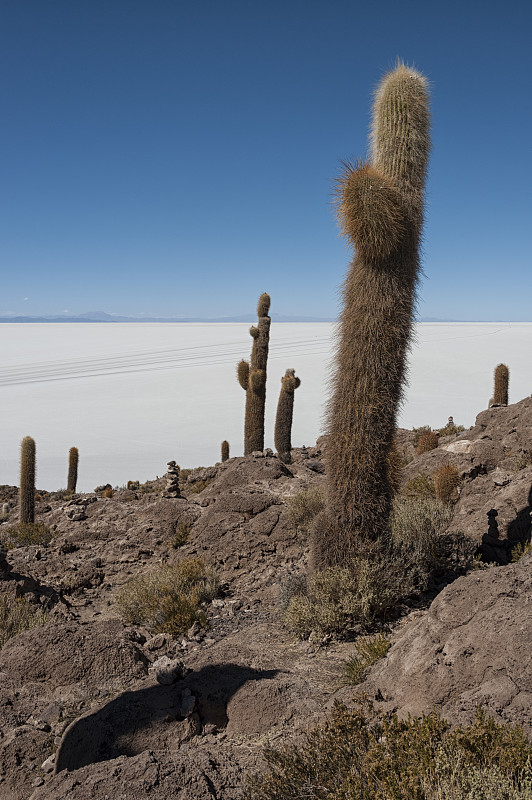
[237,293,271,454]
[274,369,300,463]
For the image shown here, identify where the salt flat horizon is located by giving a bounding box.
[1,321,530,493]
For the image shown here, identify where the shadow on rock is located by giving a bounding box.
[55,663,279,774]
[507,483,532,544]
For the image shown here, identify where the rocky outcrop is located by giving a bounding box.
[362,553,532,733]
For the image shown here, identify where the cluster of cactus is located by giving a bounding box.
[274,369,301,463]
[311,63,431,569]
[417,430,439,455]
[237,293,272,455]
[433,464,461,503]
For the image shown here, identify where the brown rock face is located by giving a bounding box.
[363,553,532,733]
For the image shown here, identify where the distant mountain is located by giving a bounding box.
[0,311,334,323]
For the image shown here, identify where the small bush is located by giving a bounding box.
[171,522,192,549]
[342,633,391,685]
[0,593,48,648]
[512,452,532,472]
[245,703,532,800]
[115,558,218,635]
[286,487,325,531]
[127,480,140,490]
[283,555,403,639]
[1,522,53,549]
[511,541,532,562]
[402,473,435,498]
[187,480,212,494]
[285,496,468,641]
[433,465,462,503]
[179,469,192,482]
[103,487,114,498]
[437,422,466,437]
[417,431,439,455]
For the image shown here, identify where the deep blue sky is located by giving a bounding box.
[1,0,530,320]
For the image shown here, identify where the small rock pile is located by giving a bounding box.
[164,461,181,498]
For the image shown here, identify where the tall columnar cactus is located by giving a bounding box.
[237,293,271,454]
[19,436,36,524]
[67,446,79,493]
[274,369,300,463]
[221,440,230,462]
[311,63,431,569]
[493,364,509,405]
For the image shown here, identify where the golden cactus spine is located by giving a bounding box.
[221,440,230,462]
[493,364,509,405]
[274,369,300,463]
[312,64,431,569]
[237,293,271,455]
[19,436,36,524]
[67,447,79,492]
[433,464,461,502]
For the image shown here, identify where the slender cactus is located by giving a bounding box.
[221,440,230,462]
[19,436,36,524]
[311,63,431,569]
[237,293,271,454]
[67,446,79,493]
[274,369,300,463]
[493,364,509,405]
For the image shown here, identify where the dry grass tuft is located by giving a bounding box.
[1,522,53,549]
[0,593,48,648]
[286,487,325,532]
[115,558,218,635]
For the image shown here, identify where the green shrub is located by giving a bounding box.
[187,480,212,494]
[511,541,532,562]
[1,522,53,549]
[115,558,218,635]
[286,487,325,531]
[0,593,48,648]
[437,422,466,437]
[342,633,391,685]
[285,496,468,640]
[245,703,532,800]
[171,522,192,549]
[402,473,435,499]
[283,555,403,639]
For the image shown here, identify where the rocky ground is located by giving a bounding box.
[0,397,531,799]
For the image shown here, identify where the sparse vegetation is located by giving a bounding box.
[103,487,114,498]
[246,703,532,800]
[171,521,192,548]
[342,633,391,685]
[402,473,435,498]
[286,487,325,531]
[1,522,53,549]
[512,451,532,472]
[0,593,48,648]
[511,541,532,562]
[285,495,467,640]
[115,558,218,635]
[437,421,466,437]
[187,479,213,494]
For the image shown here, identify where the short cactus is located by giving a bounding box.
[19,436,36,524]
[493,364,509,406]
[417,431,439,455]
[67,447,79,493]
[0,502,9,521]
[433,464,461,502]
[221,440,230,462]
[237,293,271,454]
[274,369,300,463]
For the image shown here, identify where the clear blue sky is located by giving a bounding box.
[1,0,530,320]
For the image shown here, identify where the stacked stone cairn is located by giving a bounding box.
[165,461,181,498]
